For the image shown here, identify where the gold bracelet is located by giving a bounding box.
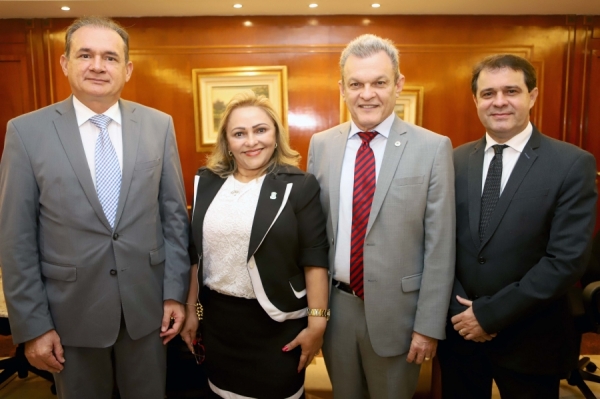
[307,308,330,321]
[185,302,203,320]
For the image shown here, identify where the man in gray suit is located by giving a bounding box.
[307,34,455,398]
[0,17,190,399]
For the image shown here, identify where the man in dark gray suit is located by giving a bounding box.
[0,17,190,399]
[308,34,455,398]
[438,54,597,398]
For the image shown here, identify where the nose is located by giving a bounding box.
[246,132,258,146]
[90,55,105,72]
[359,84,376,100]
[492,92,508,107]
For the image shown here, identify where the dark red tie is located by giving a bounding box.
[350,131,378,299]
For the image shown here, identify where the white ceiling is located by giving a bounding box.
[0,0,599,19]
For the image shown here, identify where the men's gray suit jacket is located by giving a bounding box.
[307,116,456,357]
[0,96,190,348]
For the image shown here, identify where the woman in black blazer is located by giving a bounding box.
[181,92,329,399]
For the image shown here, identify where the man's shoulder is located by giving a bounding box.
[9,99,69,128]
[120,99,171,121]
[536,130,592,159]
[401,121,450,146]
[311,122,350,142]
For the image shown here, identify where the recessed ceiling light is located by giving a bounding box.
[243,21,252,27]
[61,6,70,11]
[372,3,381,7]
[233,4,242,8]
[309,3,318,8]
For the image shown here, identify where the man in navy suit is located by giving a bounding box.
[438,54,597,398]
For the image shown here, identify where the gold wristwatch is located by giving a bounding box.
[307,308,330,321]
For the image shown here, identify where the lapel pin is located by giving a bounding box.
[270,192,277,200]
[395,141,401,147]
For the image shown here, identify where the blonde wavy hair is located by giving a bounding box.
[206,91,300,178]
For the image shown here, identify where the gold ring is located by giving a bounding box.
[425,357,431,361]
[460,329,465,336]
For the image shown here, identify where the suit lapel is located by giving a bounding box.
[328,124,349,242]
[113,100,140,228]
[247,174,289,260]
[191,171,226,257]
[367,116,407,235]
[479,129,540,248]
[53,97,111,231]
[468,137,486,249]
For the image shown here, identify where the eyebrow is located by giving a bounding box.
[75,48,120,58]
[480,85,522,92]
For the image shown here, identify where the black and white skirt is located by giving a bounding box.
[201,287,306,399]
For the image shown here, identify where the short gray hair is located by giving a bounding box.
[64,16,130,62]
[340,34,400,83]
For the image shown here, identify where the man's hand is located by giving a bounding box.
[451,296,497,342]
[160,299,185,345]
[24,329,65,373]
[406,331,437,364]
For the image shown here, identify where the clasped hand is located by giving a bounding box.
[451,296,497,342]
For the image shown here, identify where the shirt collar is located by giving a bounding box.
[484,122,532,153]
[72,96,122,127]
[348,112,395,140]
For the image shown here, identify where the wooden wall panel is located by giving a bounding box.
[0,19,36,156]
[1,15,593,207]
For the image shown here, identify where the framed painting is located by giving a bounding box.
[192,66,288,152]
[340,85,424,126]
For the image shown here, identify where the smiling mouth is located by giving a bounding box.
[359,104,379,109]
[243,148,264,156]
[86,78,108,83]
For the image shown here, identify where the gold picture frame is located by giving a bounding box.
[192,66,289,152]
[339,85,424,126]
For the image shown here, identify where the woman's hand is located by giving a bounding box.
[283,319,327,372]
[180,306,199,353]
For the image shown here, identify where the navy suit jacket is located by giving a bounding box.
[447,126,597,374]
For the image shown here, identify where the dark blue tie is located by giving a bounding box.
[479,144,508,242]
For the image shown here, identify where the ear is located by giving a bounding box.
[528,87,539,109]
[59,54,69,76]
[395,74,405,97]
[472,94,478,108]
[125,60,134,82]
[338,79,345,98]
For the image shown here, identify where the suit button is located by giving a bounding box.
[110,269,117,275]
[478,257,486,264]
[113,233,119,240]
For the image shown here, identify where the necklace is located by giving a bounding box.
[231,178,239,195]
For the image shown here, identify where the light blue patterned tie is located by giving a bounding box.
[90,114,121,229]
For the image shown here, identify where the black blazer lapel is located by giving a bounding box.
[468,137,486,249]
[479,129,540,248]
[247,174,291,261]
[191,171,226,257]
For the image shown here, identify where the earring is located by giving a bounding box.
[275,143,278,149]
[228,151,233,157]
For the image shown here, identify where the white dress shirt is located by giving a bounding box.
[72,96,124,187]
[333,112,395,284]
[481,122,532,195]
